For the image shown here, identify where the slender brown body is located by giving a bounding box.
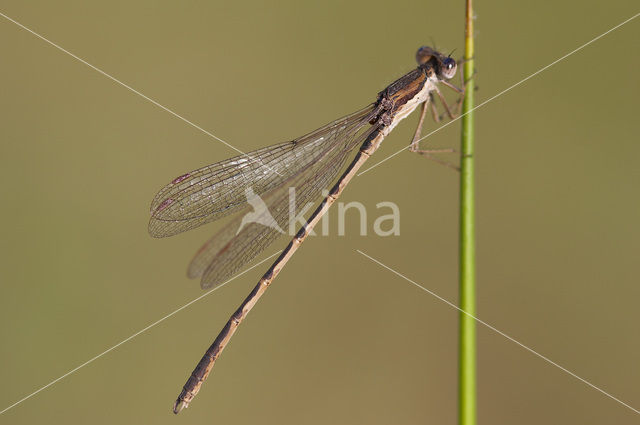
[163,47,459,413]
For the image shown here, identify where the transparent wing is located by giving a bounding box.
[186,119,380,289]
[148,105,376,238]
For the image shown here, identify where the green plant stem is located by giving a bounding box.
[459,0,476,425]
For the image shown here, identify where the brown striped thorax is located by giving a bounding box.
[370,46,457,129]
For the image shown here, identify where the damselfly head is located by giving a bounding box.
[416,46,457,80]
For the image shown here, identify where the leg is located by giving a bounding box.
[429,93,441,123]
[409,101,429,150]
[411,148,460,171]
[433,85,458,120]
[408,99,459,171]
[440,77,473,118]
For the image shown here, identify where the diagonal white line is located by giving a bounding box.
[0,11,282,176]
[356,249,640,415]
[0,251,280,416]
[357,11,640,177]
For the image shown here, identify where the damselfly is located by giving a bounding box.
[149,46,463,413]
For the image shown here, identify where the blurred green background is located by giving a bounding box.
[1,1,638,424]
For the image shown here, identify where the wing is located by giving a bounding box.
[148,105,376,238]
[186,120,380,289]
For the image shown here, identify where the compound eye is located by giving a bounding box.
[441,57,457,79]
[416,46,434,65]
